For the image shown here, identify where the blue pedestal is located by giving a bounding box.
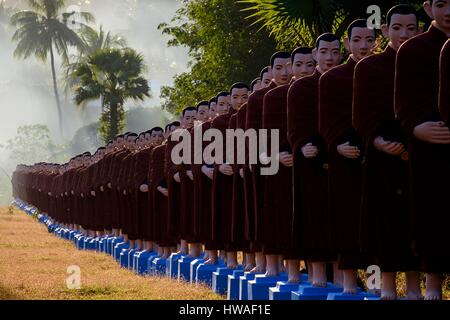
[76,235,86,250]
[247,273,288,301]
[152,257,167,275]
[269,274,310,301]
[239,272,263,300]
[127,249,138,270]
[196,263,222,287]
[190,258,206,284]
[291,283,343,300]
[87,238,97,250]
[168,253,184,279]
[147,254,161,274]
[178,256,195,282]
[227,270,245,300]
[114,242,129,261]
[212,266,244,295]
[135,251,157,275]
[327,292,379,300]
[119,248,134,268]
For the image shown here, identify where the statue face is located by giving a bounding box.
[292,53,316,79]
[230,87,249,110]
[216,95,230,115]
[253,79,262,92]
[197,105,210,122]
[151,130,164,145]
[425,0,450,33]
[209,102,217,118]
[272,57,293,85]
[261,69,273,88]
[181,110,197,129]
[314,40,341,73]
[346,27,376,61]
[384,14,418,51]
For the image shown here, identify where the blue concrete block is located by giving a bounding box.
[127,249,138,270]
[239,272,261,300]
[152,257,168,275]
[119,248,133,268]
[196,263,222,287]
[178,256,195,282]
[114,242,129,261]
[212,266,244,295]
[248,274,288,301]
[269,274,310,300]
[227,270,245,300]
[327,292,379,300]
[135,251,157,275]
[291,283,343,300]
[147,254,161,274]
[168,253,184,279]
[189,258,206,283]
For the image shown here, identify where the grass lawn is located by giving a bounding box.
[0,206,223,300]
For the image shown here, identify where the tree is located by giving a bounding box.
[158,0,279,115]
[63,25,127,109]
[10,0,94,136]
[239,0,427,48]
[73,48,150,143]
[2,125,68,165]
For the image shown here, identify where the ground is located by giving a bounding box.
[0,206,223,300]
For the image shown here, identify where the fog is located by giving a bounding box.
[0,0,189,203]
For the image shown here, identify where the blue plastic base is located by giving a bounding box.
[327,292,379,300]
[227,270,245,300]
[178,256,195,282]
[135,251,158,275]
[114,242,129,261]
[119,248,133,268]
[196,263,223,287]
[189,258,205,283]
[152,257,167,275]
[247,273,288,301]
[147,254,161,274]
[291,283,343,300]
[212,266,244,295]
[168,253,184,279]
[239,272,262,300]
[268,274,309,301]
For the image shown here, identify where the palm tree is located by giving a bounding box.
[239,0,425,47]
[63,25,127,111]
[74,48,150,143]
[10,0,94,136]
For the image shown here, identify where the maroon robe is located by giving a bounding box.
[287,70,332,261]
[395,25,450,273]
[192,120,217,250]
[353,46,417,272]
[236,103,256,249]
[262,84,294,258]
[319,58,365,269]
[133,146,154,241]
[179,127,197,242]
[151,143,176,247]
[211,109,238,251]
[109,149,130,230]
[440,39,450,125]
[245,82,277,249]
[165,136,182,242]
[229,112,248,252]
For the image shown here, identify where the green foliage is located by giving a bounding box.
[239,0,427,47]
[63,25,127,99]
[158,0,279,115]
[73,48,151,143]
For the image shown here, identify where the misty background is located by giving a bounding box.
[0,0,189,204]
